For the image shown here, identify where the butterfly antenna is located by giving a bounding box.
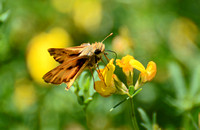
[105,50,117,60]
[101,33,113,43]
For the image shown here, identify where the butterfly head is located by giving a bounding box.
[94,42,105,55]
[93,33,113,55]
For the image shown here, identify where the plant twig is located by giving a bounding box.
[130,98,139,130]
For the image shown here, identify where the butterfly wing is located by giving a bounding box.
[43,56,89,90]
[48,44,90,63]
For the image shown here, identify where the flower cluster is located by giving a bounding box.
[94,55,157,97]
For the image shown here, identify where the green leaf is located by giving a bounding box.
[73,70,97,105]
[168,62,186,99]
[187,113,199,129]
[138,108,152,130]
[152,113,156,125]
[189,65,200,97]
[0,10,10,22]
[78,71,90,96]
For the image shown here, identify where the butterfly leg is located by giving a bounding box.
[96,64,107,87]
[103,53,110,62]
[89,67,95,88]
[100,57,109,70]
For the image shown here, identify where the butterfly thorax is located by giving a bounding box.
[81,42,105,68]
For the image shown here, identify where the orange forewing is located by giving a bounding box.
[48,43,89,63]
[43,56,89,90]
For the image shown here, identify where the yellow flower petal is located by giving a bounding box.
[104,59,115,86]
[129,59,146,73]
[96,69,104,81]
[94,81,116,97]
[146,61,157,81]
[116,55,134,73]
[97,59,115,87]
[95,59,116,97]
[140,61,157,82]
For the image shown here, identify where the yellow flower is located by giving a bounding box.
[142,61,157,82]
[94,59,116,97]
[94,59,128,97]
[130,60,157,82]
[94,80,115,97]
[129,59,146,73]
[116,55,134,86]
[116,55,134,73]
[116,55,156,89]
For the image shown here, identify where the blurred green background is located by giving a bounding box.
[1,0,200,129]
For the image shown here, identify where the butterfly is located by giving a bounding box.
[43,33,113,90]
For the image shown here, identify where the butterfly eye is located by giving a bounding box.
[94,49,101,54]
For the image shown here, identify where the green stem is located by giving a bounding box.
[130,98,139,130]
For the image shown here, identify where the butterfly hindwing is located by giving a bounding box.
[43,56,89,89]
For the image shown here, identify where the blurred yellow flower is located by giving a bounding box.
[94,59,116,97]
[14,79,36,112]
[51,0,102,33]
[112,27,134,55]
[73,0,102,33]
[27,27,72,84]
[170,17,198,46]
[51,0,74,13]
[169,17,199,68]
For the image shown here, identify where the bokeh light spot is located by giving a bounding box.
[26,27,72,84]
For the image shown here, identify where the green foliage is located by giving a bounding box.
[167,62,200,112]
[166,62,200,129]
[138,108,161,130]
[0,0,200,129]
[72,71,97,106]
[0,10,10,23]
